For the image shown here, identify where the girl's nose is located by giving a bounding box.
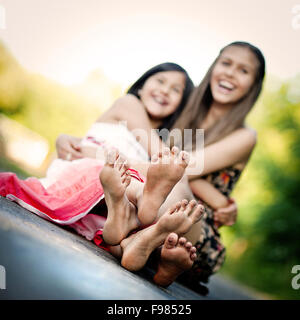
[160,85,169,95]
[224,66,235,77]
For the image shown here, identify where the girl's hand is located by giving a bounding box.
[56,134,83,160]
[214,198,238,227]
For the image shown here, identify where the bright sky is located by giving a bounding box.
[0,0,299,87]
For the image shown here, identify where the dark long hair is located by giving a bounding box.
[172,41,266,147]
[127,62,194,133]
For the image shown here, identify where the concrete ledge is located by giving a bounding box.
[0,197,256,300]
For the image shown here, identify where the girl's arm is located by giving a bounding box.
[99,94,166,156]
[190,178,238,228]
[109,97,257,181]
[189,178,228,209]
[56,134,84,160]
[56,94,162,161]
[188,127,257,179]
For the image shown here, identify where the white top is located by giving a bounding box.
[81,122,149,163]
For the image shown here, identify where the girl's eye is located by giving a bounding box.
[221,61,230,66]
[241,68,248,74]
[157,78,164,84]
[172,87,181,94]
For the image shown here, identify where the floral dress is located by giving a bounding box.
[177,167,242,290]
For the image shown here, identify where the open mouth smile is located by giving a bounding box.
[152,95,168,106]
[218,80,236,93]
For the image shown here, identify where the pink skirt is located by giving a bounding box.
[0,158,144,251]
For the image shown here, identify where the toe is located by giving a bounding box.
[179,151,190,166]
[120,162,129,177]
[190,246,197,254]
[171,146,179,156]
[163,147,170,156]
[179,199,188,211]
[164,232,178,249]
[123,174,131,188]
[116,154,126,170]
[106,149,118,166]
[151,153,159,164]
[123,161,130,171]
[190,204,205,222]
[190,252,197,261]
[178,237,186,246]
[162,147,171,164]
[168,202,180,215]
[174,201,182,212]
[185,199,197,215]
[185,241,192,251]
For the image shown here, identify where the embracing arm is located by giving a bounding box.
[55,95,165,161]
[56,134,84,160]
[187,128,256,227]
[100,94,165,156]
[190,178,228,209]
[188,127,257,179]
[190,178,238,227]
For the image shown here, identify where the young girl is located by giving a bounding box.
[147,42,266,289]
[0,62,204,256]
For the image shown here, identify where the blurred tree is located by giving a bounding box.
[0,42,27,113]
[221,75,300,299]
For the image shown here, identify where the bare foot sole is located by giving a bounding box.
[137,146,190,225]
[120,199,204,271]
[100,149,139,245]
[153,233,197,287]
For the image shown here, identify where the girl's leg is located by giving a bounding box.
[120,199,204,271]
[153,233,197,287]
[134,157,203,244]
[155,174,195,219]
[100,147,192,245]
[100,149,143,245]
[136,147,190,225]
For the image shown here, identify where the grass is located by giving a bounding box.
[0,157,30,179]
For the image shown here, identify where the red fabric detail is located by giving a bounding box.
[127,168,145,183]
[0,159,105,222]
[93,230,111,252]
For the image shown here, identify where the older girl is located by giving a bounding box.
[146,41,266,290]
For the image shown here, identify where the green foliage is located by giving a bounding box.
[0,41,122,154]
[9,73,102,153]
[220,76,300,299]
[0,157,30,179]
[0,43,27,113]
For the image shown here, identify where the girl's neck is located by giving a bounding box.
[149,117,163,129]
[202,101,234,130]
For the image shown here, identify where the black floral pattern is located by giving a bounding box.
[177,167,242,288]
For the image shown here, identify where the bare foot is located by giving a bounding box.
[153,233,197,287]
[137,146,190,225]
[120,199,204,271]
[100,149,139,245]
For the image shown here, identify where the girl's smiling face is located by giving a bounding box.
[138,71,186,120]
[210,46,259,105]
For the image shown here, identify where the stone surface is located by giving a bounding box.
[0,197,256,300]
